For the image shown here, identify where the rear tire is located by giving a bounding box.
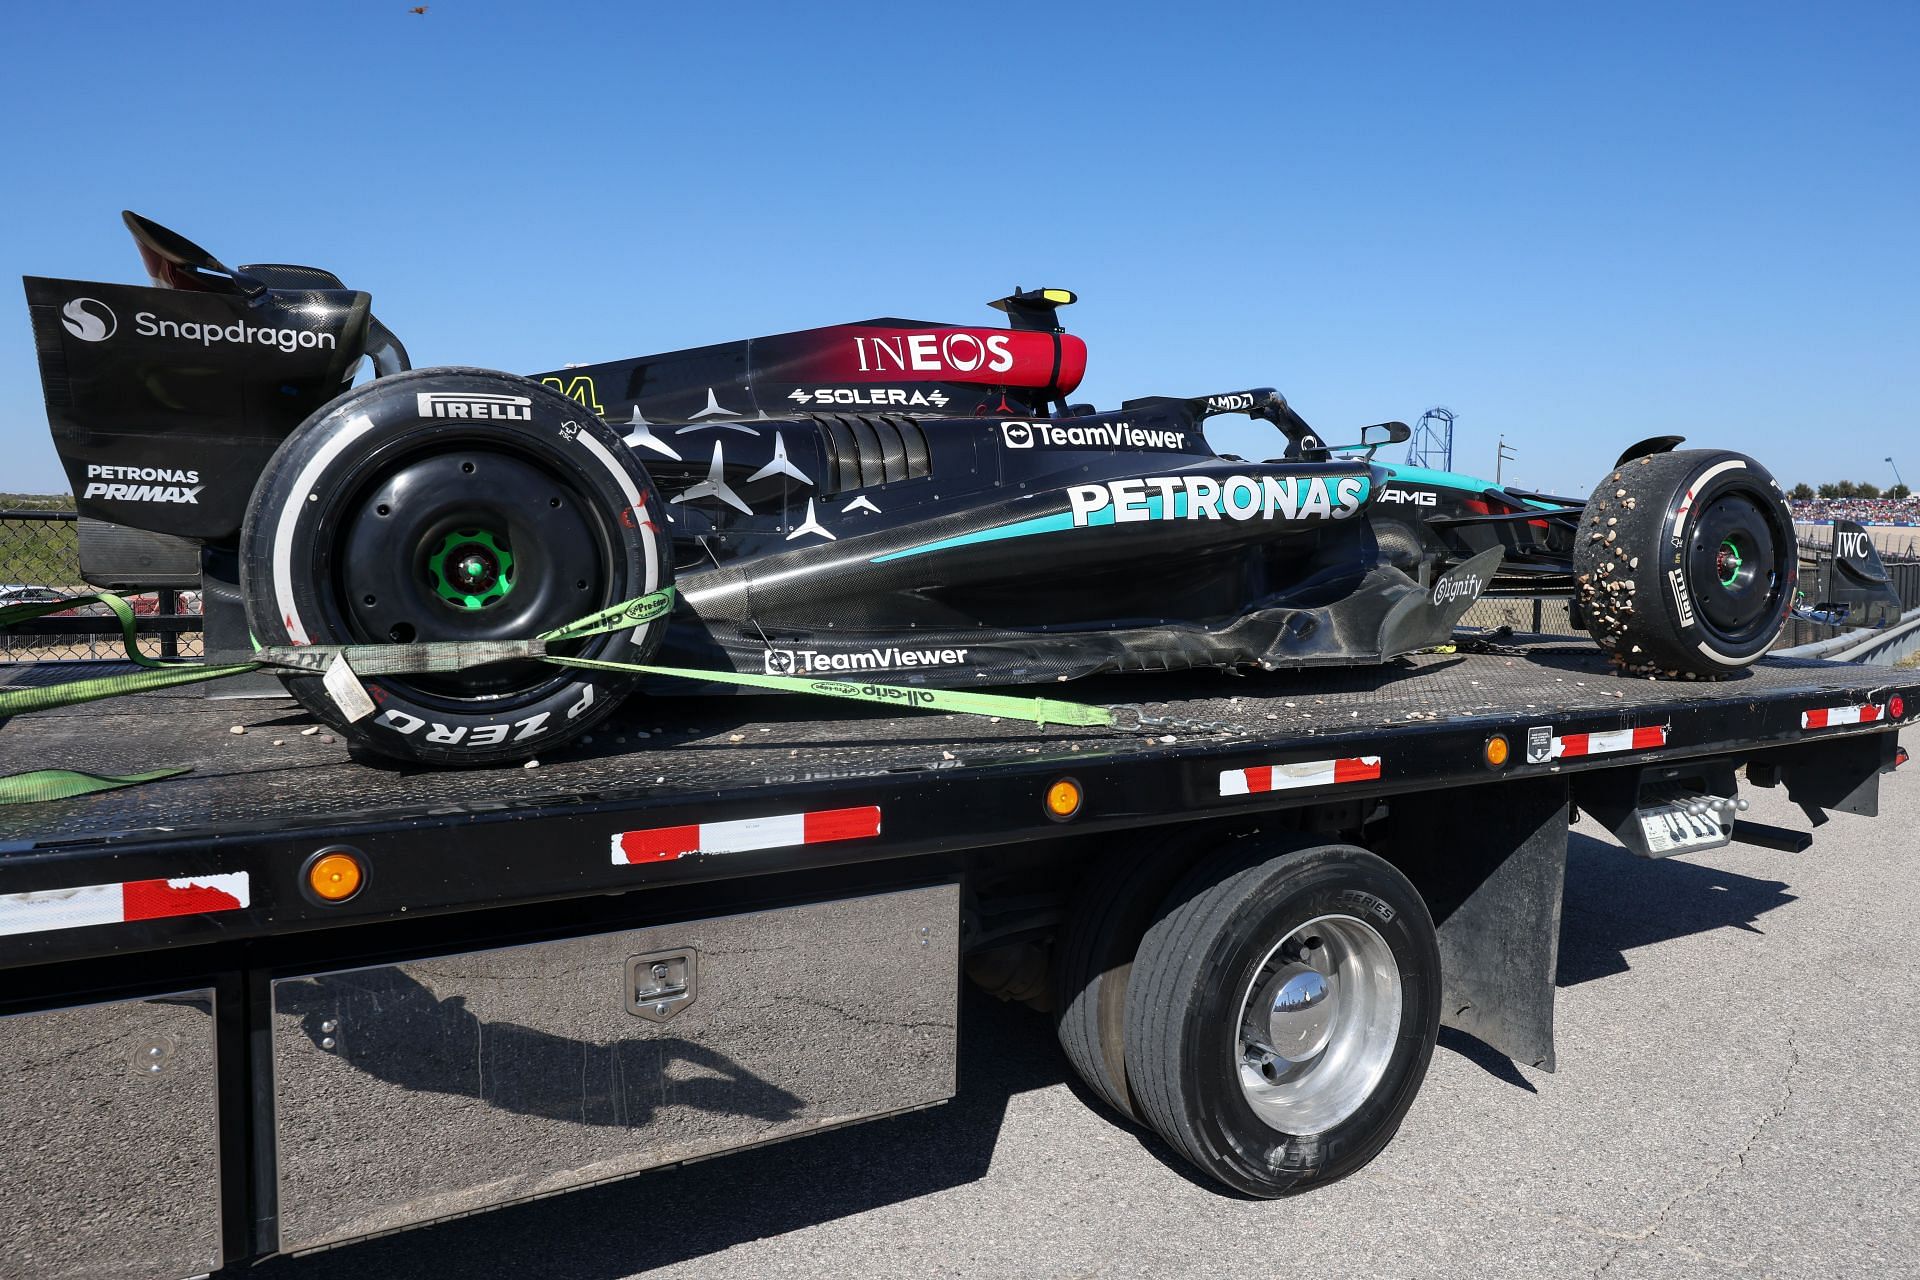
[1576,449,1795,676]
[241,367,670,765]
[1123,838,1440,1197]
[1053,828,1216,1120]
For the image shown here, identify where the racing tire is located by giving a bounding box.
[1053,827,1217,1121]
[241,367,670,765]
[1576,449,1795,676]
[1123,838,1440,1197]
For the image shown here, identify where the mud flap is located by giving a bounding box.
[1376,546,1506,658]
[1379,775,1568,1071]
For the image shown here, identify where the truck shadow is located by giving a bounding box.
[1431,830,1797,1094]
[253,989,1064,1280]
[1555,830,1796,987]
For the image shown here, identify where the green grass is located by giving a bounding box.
[0,492,75,512]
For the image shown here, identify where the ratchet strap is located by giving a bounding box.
[0,588,1165,799]
[0,767,193,805]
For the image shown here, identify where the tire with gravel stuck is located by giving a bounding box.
[1123,837,1440,1197]
[241,367,670,765]
[1575,449,1795,677]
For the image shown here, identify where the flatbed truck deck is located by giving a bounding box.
[1,640,1912,1278]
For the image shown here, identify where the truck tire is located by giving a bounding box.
[1577,450,1795,676]
[1053,827,1216,1121]
[1123,838,1440,1197]
[241,367,670,765]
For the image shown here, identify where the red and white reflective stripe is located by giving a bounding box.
[1802,704,1883,730]
[611,805,882,864]
[1552,726,1667,759]
[1219,756,1382,798]
[0,872,250,939]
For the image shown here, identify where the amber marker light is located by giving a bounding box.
[1484,735,1511,769]
[305,849,365,903]
[1045,777,1084,821]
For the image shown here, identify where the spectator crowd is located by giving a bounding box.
[1789,495,1920,526]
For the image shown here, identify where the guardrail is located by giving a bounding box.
[1775,607,1920,666]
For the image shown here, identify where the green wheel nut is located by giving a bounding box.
[428,528,515,610]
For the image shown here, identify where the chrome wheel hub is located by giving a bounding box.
[1237,913,1402,1136]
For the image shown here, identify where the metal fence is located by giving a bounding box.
[1454,540,1920,652]
[0,507,1908,664]
[0,510,204,661]
[1459,596,1580,637]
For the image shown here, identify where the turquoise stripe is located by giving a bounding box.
[1379,463,1488,491]
[1381,464,1563,511]
[872,477,1371,565]
[871,508,1093,563]
[872,489,1215,564]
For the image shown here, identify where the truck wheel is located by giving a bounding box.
[241,367,670,765]
[1577,450,1795,675]
[1053,827,1216,1121]
[1123,839,1440,1197]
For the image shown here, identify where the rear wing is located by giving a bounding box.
[24,274,369,544]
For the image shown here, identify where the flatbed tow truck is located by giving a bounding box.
[1,638,1911,1279]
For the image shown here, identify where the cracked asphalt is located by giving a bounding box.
[266,765,1918,1280]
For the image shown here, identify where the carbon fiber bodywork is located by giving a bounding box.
[23,213,1541,693]
[622,404,1500,686]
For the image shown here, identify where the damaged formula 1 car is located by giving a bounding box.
[22,213,1806,764]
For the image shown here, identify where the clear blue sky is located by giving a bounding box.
[3,1,1914,495]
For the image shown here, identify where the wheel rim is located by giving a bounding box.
[324,444,616,702]
[1715,538,1744,588]
[1687,488,1787,644]
[1236,913,1402,1136]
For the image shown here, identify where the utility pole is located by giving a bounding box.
[1496,436,1516,486]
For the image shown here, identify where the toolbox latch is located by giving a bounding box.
[626,948,697,1022]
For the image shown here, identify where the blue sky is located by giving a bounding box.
[2,1,1914,495]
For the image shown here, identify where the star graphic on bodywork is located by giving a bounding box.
[669,441,752,516]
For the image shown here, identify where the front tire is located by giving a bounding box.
[241,367,670,765]
[1123,838,1440,1197]
[1576,449,1795,676]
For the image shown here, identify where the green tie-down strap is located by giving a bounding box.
[0,592,264,715]
[541,655,1118,728]
[0,590,180,668]
[0,586,1122,799]
[0,767,193,805]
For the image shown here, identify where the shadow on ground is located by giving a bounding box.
[1556,830,1795,987]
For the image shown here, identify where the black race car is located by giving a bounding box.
[21,213,1808,764]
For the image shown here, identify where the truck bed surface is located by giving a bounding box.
[1,639,1904,848]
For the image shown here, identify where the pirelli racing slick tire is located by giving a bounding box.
[241,367,670,765]
[1576,449,1795,677]
[1123,838,1440,1197]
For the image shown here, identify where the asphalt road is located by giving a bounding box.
[263,768,1919,1280]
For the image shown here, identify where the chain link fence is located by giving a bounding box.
[1445,537,1920,652]
[0,507,1910,664]
[0,510,203,661]
[1459,596,1580,636]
